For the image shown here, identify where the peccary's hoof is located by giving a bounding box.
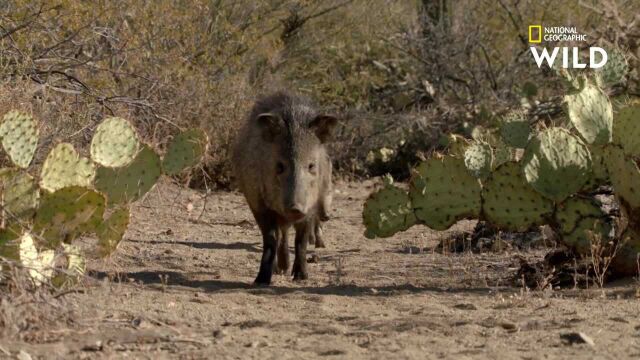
[314,238,326,248]
[254,273,272,286]
[292,271,308,281]
[274,266,288,275]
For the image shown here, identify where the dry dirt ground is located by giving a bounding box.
[2,180,640,359]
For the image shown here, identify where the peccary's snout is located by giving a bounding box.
[285,206,306,221]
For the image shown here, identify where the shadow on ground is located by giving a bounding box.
[89,269,503,297]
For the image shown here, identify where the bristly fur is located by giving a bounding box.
[231,91,335,285]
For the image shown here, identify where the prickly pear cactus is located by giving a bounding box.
[7,233,55,286]
[0,168,39,221]
[500,110,530,148]
[95,144,161,205]
[97,206,131,256]
[162,129,208,175]
[605,145,640,210]
[33,186,105,247]
[612,105,640,158]
[0,110,39,168]
[410,155,481,230]
[40,143,96,192]
[464,142,492,179]
[444,134,469,158]
[482,162,553,230]
[566,83,613,145]
[90,117,140,168]
[555,197,611,254]
[596,49,629,88]
[522,128,592,202]
[363,175,416,238]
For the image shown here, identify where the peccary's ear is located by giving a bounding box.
[256,113,283,142]
[309,115,337,143]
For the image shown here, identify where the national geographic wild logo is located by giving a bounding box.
[528,25,607,69]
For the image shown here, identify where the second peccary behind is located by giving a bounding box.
[232,92,336,285]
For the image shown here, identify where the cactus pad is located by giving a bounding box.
[0,168,39,221]
[33,186,105,247]
[0,110,39,168]
[410,155,481,230]
[17,233,55,285]
[464,142,492,179]
[90,117,140,167]
[596,49,629,88]
[500,110,530,148]
[493,141,516,169]
[612,105,640,157]
[40,143,96,192]
[566,83,613,145]
[95,144,161,205]
[522,128,592,202]
[444,134,469,158]
[482,162,553,231]
[605,145,640,209]
[97,206,130,256]
[555,197,611,254]
[162,129,208,175]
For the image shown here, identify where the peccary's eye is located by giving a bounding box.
[276,162,285,175]
[308,163,316,172]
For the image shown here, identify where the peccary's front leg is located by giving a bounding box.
[254,211,279,285]
[275,225,290,274]
[292,220,311,280]
[314,220,326,248]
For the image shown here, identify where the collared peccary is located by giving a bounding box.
[232,92,336,285]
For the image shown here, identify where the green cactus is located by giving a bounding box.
[0,110,39,169]
[33,186,105,247]
[492,141,516,169]
[410,155,481,230]
[90,117,140,168]
[97,206,131,256]
[612,105,640,158]
[596,49,629,88]
[363,175,416,238]
[445,134,469,158]
[605,145,640,210]
[95,144,161,205]
[482,162,553,230]
[464,142,492,179]
[162,129,208,175]
[500,110,530,148]
[566,83,613,145]
[522,128,592,202]
[555,197,611,254]
[0,168,39,221]
[40,143,96,192]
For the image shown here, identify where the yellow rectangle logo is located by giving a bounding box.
[529,25,542,43]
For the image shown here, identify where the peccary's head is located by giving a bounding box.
[256,98,336,222]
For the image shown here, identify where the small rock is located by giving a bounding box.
[307,254,319,263]
[499,321,518,331]
[131,317,143,328]
[453,303,477,310]
[213,329,226,339]
[82,341,103,352]
[17,350,32,360]
[560,332,595,346]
